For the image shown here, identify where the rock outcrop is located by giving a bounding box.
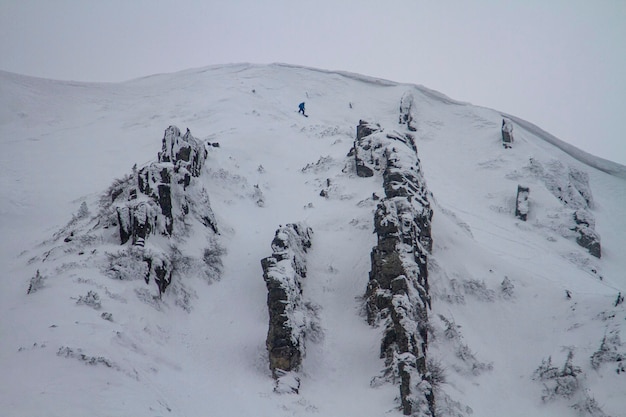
[528,158,600,258]
[501,118,514,148]
[356,120,435,416]
[261,223,313,393]
[574,209,601,258]
[399,91,417,132]
[107,126,219,295]
[515,185,530,221]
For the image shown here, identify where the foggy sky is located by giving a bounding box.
[1,0,624,164]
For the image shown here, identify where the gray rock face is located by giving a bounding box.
[502,118,514,148]
[261,223,313,393]
[515,185,530,221]
[358,121,435,416]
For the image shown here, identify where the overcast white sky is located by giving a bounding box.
[1,0,624,164]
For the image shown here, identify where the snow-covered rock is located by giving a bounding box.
[501,118,514,148]
[515,185,530,221]
[261,223,313,393]
[359,120,434,416]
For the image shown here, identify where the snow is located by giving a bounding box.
[1,63,625,416]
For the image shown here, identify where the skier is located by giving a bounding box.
[298,102,306,116]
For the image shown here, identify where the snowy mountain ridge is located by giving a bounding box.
[1,64,625,417]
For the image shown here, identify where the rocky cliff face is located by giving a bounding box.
[261,223,313,394]
[355,120,435,416]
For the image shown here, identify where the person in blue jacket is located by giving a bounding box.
[298,102,306,116]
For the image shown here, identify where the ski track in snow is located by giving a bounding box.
[1,64,625,417]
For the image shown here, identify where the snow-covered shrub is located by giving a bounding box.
[500,276,515,299]
[57,346,113,367]
[533,351,582,401]
[439,314,493,376]
[571,395,610,417]
[26,269,45,294]
[202,239,225,283]
[435,391,474,417]
[105,248,150,282]
[426,357,447,388]
[253,184,265,207]
[590,330,625,373]
[462,279,495,302]
[615,292,624,307]
[76,290,101,310]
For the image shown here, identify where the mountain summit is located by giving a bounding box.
[1,64,625,417]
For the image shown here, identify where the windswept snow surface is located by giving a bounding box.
[1,64,625,417]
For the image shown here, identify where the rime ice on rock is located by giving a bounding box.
[261,223,313,394]
[353,120,382,177]
[528,158,601,258]
[515,185,530,221]
[399,91,417,132]
[501,118,514,148]
[107,126,219,295]
[356,120,435,416]
[28,125,222,309]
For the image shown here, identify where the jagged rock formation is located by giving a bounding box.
[515,185,530,221]
[528,158,601,258]
[502,118,514,148]
[25,125,222,312]
[261,223,313,394]
[106,126,219,295]
[355,120,435,416]
[399,91,417,132]
[116,126,216,246]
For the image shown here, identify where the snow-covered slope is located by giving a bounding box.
[1,63,625,417]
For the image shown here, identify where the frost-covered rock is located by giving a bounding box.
[31,125,221,302]
[399,91,417,132]
[354,120,382,177]
[158,126,207,177]
[574,210,601,258]
[528,158,600,257]
[359,121,435,416]
[261,223,313,393]
[102,126,219,294]
[501,118,514,148]
[515,185,530,221]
